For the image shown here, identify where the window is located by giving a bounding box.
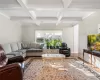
[35,30,62,43]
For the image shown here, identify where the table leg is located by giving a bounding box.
[91,53,92,66]
[94,56,96,67]
[83,50,84,65]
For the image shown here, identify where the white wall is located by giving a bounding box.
[22,24,74,53]
[78,11,100,68]
[62,27,74,53]
[73,24,79,56]
[0,14,22,44]
[79,11,100,58]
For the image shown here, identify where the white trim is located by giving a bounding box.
[56,15,63,26]
[17,0,36,20]
[0,12,10,19]
[17,0,39,26]
[61,0,72,8]
[82,12,95,20]
[35,21,41,26]
[56,11,63,26]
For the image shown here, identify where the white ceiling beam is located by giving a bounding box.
[29,11,36,19]
[62,17,82,21]
[61,0,72,8]
[35,21,41,26]
[56,9,64,26]
[21,21,78,24]
[56,0,72,26]
[10,16,31,20]
[82,12,95,20]
[0,8,100,12]
[17,0,36,20]
[56,13,63,26]
[0,8,24,10]
[0,11,10,19]
[17,0,40,26]
[10,16,82,21]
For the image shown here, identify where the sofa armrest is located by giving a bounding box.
[6,54,16,58]
[6,54,16,56]
[67,48,70,50]
[0,63,23,80]
[7,56,24,64]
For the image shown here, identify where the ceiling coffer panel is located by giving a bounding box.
[0,0,21,8]
[10,16,32,21]
[62,17,82,21]
[25,0,63,8]
[69,0,100,9]
[0,10,30,17]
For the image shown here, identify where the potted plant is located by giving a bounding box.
[45,39,50,49]
[49,39,55,49]
[56,39,62,49]
[53,39,58,49]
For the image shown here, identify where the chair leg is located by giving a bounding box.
[18,62,25,72]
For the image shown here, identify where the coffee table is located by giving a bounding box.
[42,54,65,58]
[41,54,73,80]
[43,49,59,54]
[42,54,65,66]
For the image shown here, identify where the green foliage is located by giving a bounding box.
[88,35,97,45]
[49,39,54,46]
[96,34,100,42]
[88,34,100,51]
[45,39,50,47]
[45,38,62,48]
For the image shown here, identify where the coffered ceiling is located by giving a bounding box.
[0,0,100,26]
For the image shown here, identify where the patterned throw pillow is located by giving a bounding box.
[0,45,8,67]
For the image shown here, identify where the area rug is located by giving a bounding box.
[24,58,100,80]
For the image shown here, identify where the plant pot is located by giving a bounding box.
[56,46,59,49]
[47,46,49,49]
[50,46,55,49]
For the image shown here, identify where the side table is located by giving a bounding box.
[83,49,100,67]
[83,49,93,65]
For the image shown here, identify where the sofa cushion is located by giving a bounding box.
[6,54,15,59]
[5,51,23,58]
[9,52,23,56]
[13,51,26,58]
[30,43,36,48]
[22,42,30,49]
[16,49,26,54]
[35,43,41,49]
[1,44,12,54]
[27,48,43,52]
[40,43,44,49]
[17,42,22,50]
[10,43,19,51]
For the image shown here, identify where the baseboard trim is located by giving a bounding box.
[26,56,41,57]
[71,53,78,57]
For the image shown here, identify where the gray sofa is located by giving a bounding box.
[1,42,43,58]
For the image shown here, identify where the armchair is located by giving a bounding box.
[59,42,70,57]
[0,45,24,80]
[0,63,23,80]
